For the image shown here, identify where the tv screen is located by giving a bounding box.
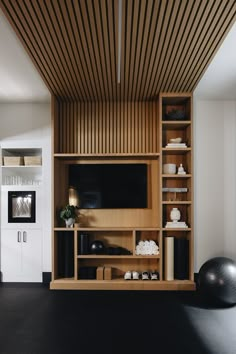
[69,164,147,209]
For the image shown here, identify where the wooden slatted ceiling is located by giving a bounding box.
[0,0,235,101]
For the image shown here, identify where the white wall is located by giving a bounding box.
[1,100,235,275]
[223,101,236,260]
[194,98,236,271]
[0,102,51,272]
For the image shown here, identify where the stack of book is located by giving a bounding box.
[165,143,187,148]
[165,221,188,228]
[164,237,189,280]
[162,187,188,193]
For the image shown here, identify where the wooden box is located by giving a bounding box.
[24,156,42,166]
[96,266,104,280]
[104,267,112,280]
[3,156,23,166]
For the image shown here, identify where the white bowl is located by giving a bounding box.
[170,137,182,143]
[163,163,176,174]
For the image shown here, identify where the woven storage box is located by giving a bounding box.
[24,156,42,166]
[3,156,23,166]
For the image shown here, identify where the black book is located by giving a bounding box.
[57,232,74,278]
[174,238,189,280]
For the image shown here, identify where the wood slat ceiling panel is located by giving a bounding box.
[0,0,235,101]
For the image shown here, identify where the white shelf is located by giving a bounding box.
[1,147,43,187]
[1,147,42,154]
[2,166,41,170]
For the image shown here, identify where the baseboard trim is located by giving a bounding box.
[43,272,51,284]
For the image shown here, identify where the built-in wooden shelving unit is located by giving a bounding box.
[50,94,195,291]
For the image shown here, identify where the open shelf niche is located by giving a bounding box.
[160,93,194,286]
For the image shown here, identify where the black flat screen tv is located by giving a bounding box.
[69,164,147,209]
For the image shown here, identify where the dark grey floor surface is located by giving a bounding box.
[0,284,236,354]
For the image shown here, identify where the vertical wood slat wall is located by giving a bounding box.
[55,101,158,155]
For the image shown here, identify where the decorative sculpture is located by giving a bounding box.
[177,163,186,175]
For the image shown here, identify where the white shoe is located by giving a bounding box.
[142,271,149,280]
[150,271,159,280]
[132,271,139,280]
[124,271,132,280]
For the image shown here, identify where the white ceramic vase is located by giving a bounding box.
[170,208,181,222]
[65,218,75,228]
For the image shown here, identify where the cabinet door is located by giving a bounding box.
[1,229,22,281]
[21,229,42,282]
[1,229,42,282]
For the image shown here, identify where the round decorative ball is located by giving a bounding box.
[90,240,105,255]
[198,257,236,306]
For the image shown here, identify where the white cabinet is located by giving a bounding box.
[1,229,42,282]
[1,143,43,282]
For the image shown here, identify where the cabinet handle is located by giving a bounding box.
[23,231,27,243]
[17,231,21,242]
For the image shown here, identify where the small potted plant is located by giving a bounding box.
[60,204,79,228]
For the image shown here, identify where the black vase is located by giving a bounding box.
[78,233,90,255]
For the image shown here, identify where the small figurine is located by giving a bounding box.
[177,163,186,175]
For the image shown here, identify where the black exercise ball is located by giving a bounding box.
[90,240,105,254]
[198,257,236,306]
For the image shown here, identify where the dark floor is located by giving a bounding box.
[0,284,236,354]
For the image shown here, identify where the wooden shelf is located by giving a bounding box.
[50,279,196,290]
[77,255,160,259]
[54,153,160,158]
[162,120,191,127]
[162,228,191,231]
[162,148,191,154]
[162,122,191,132]
[162,174,191,178]
[54,227,161,231]
[162,201,191,205]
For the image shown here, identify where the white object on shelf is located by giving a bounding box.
[177,163,186,175]
[166,143,187,148]
[165,221,188,228]
[132,271,140,280]
[24,156,42,166]
[169,137,182,143]
[3,174,41,186]
[164,237,174,281]
[124,271,132,280]
[3,156,23,166]
[135,240,159,255]
[170,207,181,222]
[163,163,176,174]
[162,188,188,192]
